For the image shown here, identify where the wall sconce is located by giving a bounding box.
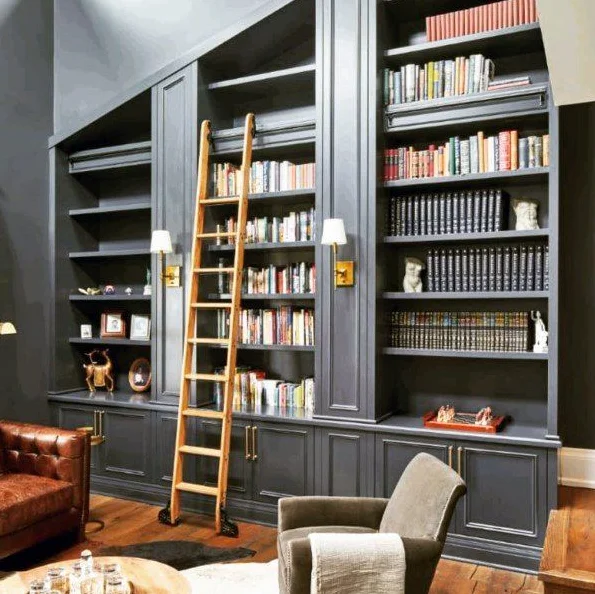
[0,321,16,335]
[150,230,181,288]
[321,218,354,288]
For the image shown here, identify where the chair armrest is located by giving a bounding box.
[278,496,389,533]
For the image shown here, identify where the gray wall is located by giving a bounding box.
[0,0,53,421]
[53,0,273,130]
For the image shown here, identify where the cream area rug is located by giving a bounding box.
[181,560,279,594]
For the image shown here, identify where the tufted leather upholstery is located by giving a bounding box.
[0,420,90,559]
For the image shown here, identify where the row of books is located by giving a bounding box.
[216,307,315,346]
[211,160,315,196]
[220,209,315,244]
[424,245,549,293]
[425,0,538,42]
[387,190,508,237]
[390,311,531,352]
[382,54,495,105]
[383,131,549,181]
[212,367,315,411]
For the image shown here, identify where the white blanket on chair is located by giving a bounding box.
[309,533,406,594]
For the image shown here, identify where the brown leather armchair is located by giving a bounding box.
[0,420,90,560]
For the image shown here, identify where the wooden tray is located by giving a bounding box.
[423,410,507,434]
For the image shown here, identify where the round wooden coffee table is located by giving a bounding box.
[1,556,191,593]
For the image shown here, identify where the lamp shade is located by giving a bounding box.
[0,322,16,335]
[150,230,173,254]
[320,218,347,245]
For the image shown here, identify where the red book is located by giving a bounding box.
[487,3,494,31]
[428,145,436,177]
[529,0,537,22]
[454,10,460,38]
[506,0,512,27]
[449,11,455,38]
[430,16,436,41]
[519,0,526,24]
[498,131,511,171]
[392,149,397,180]
[426,16,431,41]
[464,9,470,35]
[484,4,490,31]
[513,0,520,25]
[438,14,445,40]
[497,1,504,28]
[470,7,477,33]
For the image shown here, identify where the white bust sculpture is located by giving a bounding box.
[531,310,548,353]
[513,198,540,231]
[403,257,425,293]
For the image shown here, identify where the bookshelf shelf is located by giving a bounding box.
[211,344,315,352]
[382,291,548,300]
[384,229,549,245]
[384,22,542,64]
[208,293,315,301]
[248,188,315,204]
[383,167,549,189]
[208,241,315,252]
[382,347,548,361]
[69,294,151,302]
[69,203,151,217]
[68,141,152,174]
[69,338,151,347]
[69,248,151,259]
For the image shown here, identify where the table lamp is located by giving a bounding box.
[320,218,354,288]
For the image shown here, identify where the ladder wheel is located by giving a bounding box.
[158,500,180,526]
[220,506,239,538]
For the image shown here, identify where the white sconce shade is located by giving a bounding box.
[150,230,173,254]
[0,322,16,335]
[320,218,347,245]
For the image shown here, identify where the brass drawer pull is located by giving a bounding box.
[252,426,258,461]
[457,447,463,477]
[245,426,251,460]
[448,446,453,469]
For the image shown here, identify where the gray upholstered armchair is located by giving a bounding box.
[277,452,466,594]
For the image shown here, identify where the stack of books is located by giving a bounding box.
[425,244,548,292]
[383,130,549,181]
[211,160,315,196]
[241,263,316,295]
[390,311,531,352]
[425,0,538,42]
[387,190,508,236]
[221,209,315,244]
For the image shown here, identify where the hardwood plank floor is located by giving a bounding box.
[2,486,594,592]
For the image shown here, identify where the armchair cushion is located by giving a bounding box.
[0,473,73,536]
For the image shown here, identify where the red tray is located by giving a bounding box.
[423,410,507,434]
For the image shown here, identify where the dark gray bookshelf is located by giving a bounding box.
[69,338,151,347]
[208,241,315,252]
[68,141,152,173]
[208,293,315,301]
[68,248,151,259]
[382,291,549,300]
[69,295,151,302]
[69,203,151,217]
[382,348,548,360]
[384,229,549,245]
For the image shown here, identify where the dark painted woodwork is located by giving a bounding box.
[154,411,181,485]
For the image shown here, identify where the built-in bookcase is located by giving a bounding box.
[376,0,558,442]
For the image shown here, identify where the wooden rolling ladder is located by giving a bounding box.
[158,113,255,536]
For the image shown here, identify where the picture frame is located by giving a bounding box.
[128,358,152,393]
[130,314,151,341]
[80,324,93,339]
[100,312,126,338]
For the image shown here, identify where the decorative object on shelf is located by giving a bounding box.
[100,312,126,338]
[80,324,92,339]
[143,267,152,296]
[128,357,152,392]
[125,287,133,295]
[424,407,506,434]
[77,287,101,296]
[151,229,180,288]
[321,218,354,288]
[403,257,425,293]
[130,314,151,341]
[103,285,116,295]
[513,198,539,230]
[0,320,16,335]
[531,310,548,353]
[83,349,115,393]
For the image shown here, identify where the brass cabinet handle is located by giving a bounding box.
[448,446,453,469]
[252,426,258,461]
[93,410,99,436]
[457,447,463,477]
[245,426,251,460]
[100,410,105,439]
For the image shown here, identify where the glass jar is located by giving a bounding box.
[28,579,47,594]
[69,562,83,594]
[45,567,68,594]
[105,575,128,594]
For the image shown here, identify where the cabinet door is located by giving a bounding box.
[375,434,452,498]
[455,441,548,546]
[51,403,100,473]
[253,422,314,504]
[153,410,182,487]
[316,428,374,496]
[101,408,152,483]
[195,418,252,500]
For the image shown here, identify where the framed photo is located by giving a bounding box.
[128,358,152,393]
[100,312,126,338]
[80,324,93,339]
[130,314,151,341]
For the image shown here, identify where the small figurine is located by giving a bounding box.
[103,285,116,295]
[475,407,493,426]
[78,287,101,296]
[143,267,152,296]
[513,198,540,230]
[125,287,133,295]
[531,310,548,353]
[437,405,455,423]
[403,257,425,293]
[83,349,115,393]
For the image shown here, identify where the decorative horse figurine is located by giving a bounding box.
[83,349,115,392]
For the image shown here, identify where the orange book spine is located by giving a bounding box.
[480,4,487,32]
[543,134,550,167]
[455,9,461,38]
[506,0,513,27]
[426,16,432,42]
[519,0,526,24]
[487,2,494,31]
[470,6,477,33]
[529,0,537,22]
[510,130,519,170]
[450,11,456,38]
[513,0,520,25]
[478,131,485,174]
[497,1,504,28]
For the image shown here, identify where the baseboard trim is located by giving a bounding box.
[559,448,595,489]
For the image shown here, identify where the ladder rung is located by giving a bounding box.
[194,267,235,274]
[191,302,233,309]
[201,196,240,206]
[182,408,225,420]
[196,231,236,239]
[176,482,219,497]
[185,373,228,382]
[179,445,222,458]
[188,338,230,345]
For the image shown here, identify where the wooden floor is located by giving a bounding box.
[2,486,594,592]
